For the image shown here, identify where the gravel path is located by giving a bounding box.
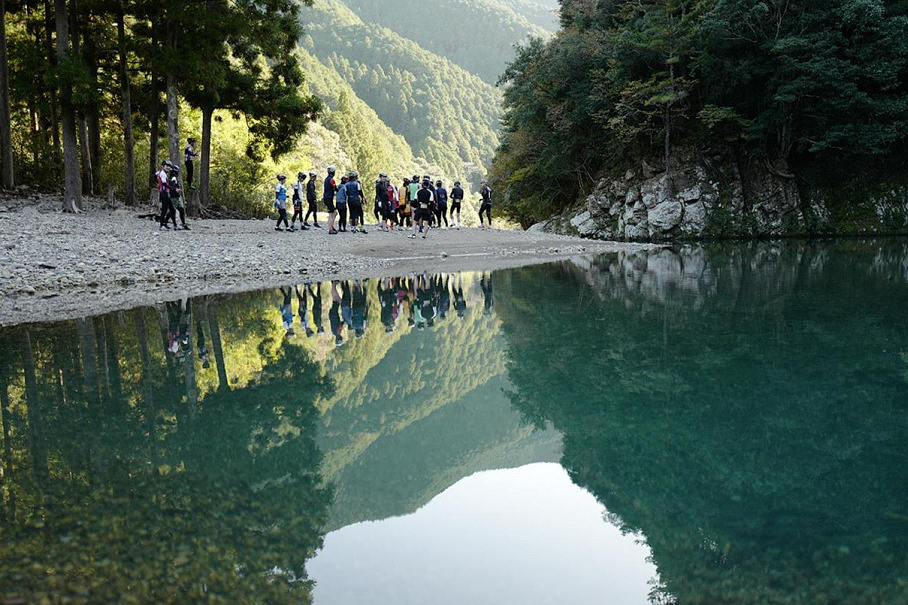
[0,196,654,326]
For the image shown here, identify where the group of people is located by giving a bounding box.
[154,140,497,236]
[274,167,494,237]
[277,273,494,345]
[155,137,199,231]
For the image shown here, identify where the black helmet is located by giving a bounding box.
[298,171,306,180]
[412,174,419,181]
[187,137,196,144]
[277,173,286,180]
[454,181,461,187]
[170,165,180,174]
[379,172,388,179]
[435,180,442,186]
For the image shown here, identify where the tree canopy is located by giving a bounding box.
[491,0,908,227]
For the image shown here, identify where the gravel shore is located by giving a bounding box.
[0,196,654,326]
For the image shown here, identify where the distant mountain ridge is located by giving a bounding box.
[294,0,556,192]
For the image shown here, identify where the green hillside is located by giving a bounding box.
[301,0,502,181]
[496,0,561,32]
[338,0,555,83]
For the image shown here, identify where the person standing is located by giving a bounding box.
[346,172,367,234]
[290,172,309,232]
[274,174,290,231]
[184,138,199,190]
[169,165,190,230]
[304,170,321,228]
[335,175,349,233]
[324,166,339,234]
[409,178,434,239]
[399,177,412,227]
[376,172,391,231]
[387,178,399,229]
[479,180,493,229]
[157,160,174,231]
[434,179,449,228]
[450,180,464,229]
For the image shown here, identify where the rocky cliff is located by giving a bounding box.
[532,147,908,241]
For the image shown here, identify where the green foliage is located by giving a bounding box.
[338,0,554,83]
[301,0,502,180]
[492,0,908,226]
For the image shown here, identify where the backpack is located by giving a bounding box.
[345,180,360,203]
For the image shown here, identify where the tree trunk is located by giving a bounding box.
[78,115,93,195]
[148,28,159,197]
[44,0,60,154]
[166,72,179,167]
[87,65,100,194]
[56,0,82,212]
[104,315,123,403]
[132,309,158,465]
[76,317,99,405]
[0,375,16,520]
[117,4,137,205]
[165,14,179,167]
[0,0,14,188]
[29,101,39,167]
[207,302,229,391]
[70,0,93,196]
[21,330,49,482]
[198,104,213,211]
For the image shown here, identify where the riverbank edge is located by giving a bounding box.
[0,198,658,327]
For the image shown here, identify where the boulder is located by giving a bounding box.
[649,201,683,233]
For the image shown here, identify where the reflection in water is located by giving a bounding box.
[0,271,551,604]
[496,240,908,604]
[0,241,907,603]
[309,464,657,605]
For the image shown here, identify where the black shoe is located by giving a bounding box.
[182,225,190,230]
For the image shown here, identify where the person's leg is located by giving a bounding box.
[339,206,347,231]
[442,206,448,227]
[168,201,177,228]
[485,206,492,228]
[186,162,194,190]
[178,207,187,227]
[159,193,168,227]
[311,203,320,227]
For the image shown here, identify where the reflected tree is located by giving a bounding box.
[496,242,908,604]
[0,309,335,603]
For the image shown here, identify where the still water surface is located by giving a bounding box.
[0,240,906,604]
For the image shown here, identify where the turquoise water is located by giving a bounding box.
[1,240,907,604]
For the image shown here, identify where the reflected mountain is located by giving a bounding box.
[0,272,557,603]
[495,241,908,604]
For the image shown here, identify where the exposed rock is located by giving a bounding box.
[649,201,683,233]
[570,210,597,237]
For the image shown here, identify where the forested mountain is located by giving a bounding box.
[337,0,556,83]
[301,0,502,181]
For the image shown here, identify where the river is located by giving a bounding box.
[1,239,906,604]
